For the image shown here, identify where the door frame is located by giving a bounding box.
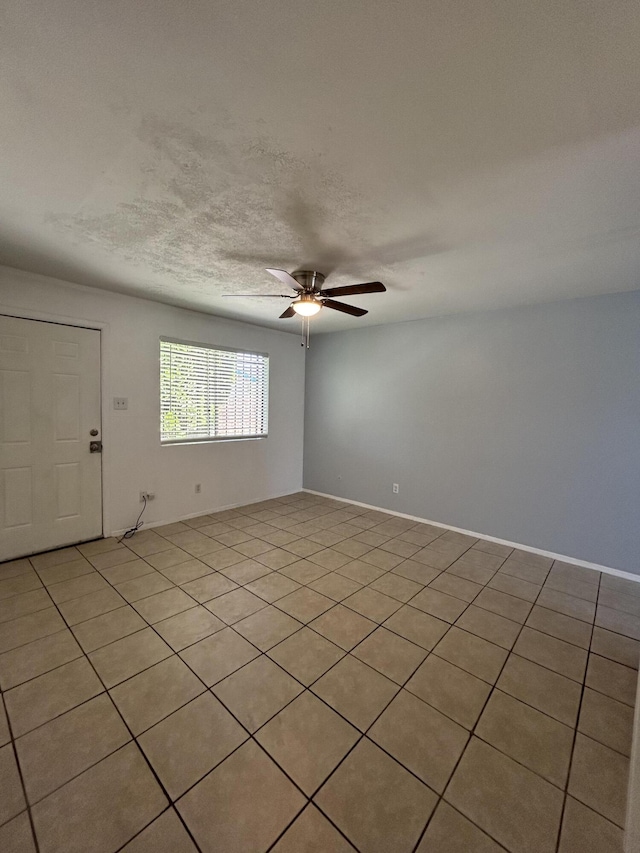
[0,307,111,544]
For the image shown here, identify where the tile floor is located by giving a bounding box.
[0,492,638,852]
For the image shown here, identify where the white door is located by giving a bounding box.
[0,315,102,561]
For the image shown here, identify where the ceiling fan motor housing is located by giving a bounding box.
[292,270,326,291]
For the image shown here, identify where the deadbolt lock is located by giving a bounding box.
[89,441,103,453]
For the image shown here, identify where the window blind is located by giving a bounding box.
[160,338,269,443]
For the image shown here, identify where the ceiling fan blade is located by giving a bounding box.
[265,268,302,291]
[222,294,290,298]
[279,306,296,319]
[319,281,386,298]
[322,299,367,317]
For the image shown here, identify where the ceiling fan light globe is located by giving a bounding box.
[292,298,321,317]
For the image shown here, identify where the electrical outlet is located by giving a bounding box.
[392,483,399,494]
[139,491,155,502]
[195,483,201,494]
[113,397,128,410]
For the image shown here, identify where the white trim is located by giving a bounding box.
[303,489,640,583]
[109,489,301,537]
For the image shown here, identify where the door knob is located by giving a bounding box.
[90,429,99,436]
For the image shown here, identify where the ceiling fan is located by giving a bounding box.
[224,268,386,320]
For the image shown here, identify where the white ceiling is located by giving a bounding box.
[1,0,640,332]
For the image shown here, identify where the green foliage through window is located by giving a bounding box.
[160,339,269,443]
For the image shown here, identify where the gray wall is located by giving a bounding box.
[303,291,640,573]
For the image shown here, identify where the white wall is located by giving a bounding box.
[0,266,305,536]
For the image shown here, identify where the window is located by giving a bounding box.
[160,338,269,443]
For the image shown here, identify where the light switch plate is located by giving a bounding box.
[113,397,128,410]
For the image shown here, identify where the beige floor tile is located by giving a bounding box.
[219,558,271,585]
[36,558,95,587]
[0,557,32,579]
[120,809,198,853]
[410,587,469,623]
[180,627,259,686]
[336,559,386,584]
[125,532,173,558]
[312,655,398,731]
[0,811,37,852]
[412,546,459,570]
[591,626,639,669]
[368,572,423,602]
[271,804,356,852]
[488,573,540,603]
[205,587,267,624]
[58,588,126,626]
[31,546,81,570]
[447,559,496,586]
[0,743,26,825]
[309,572,362,601]
[0,588,51,624]
[177,739,305,853]
[214,529,254,547]
[568,733,629,827]
[254,548,300,571]
[315,738,436,853]
[476,690,574,787]
[352,626,427,684]
[509,550,553,570]
[256,691,359,794]
[0,629,82,690]
[154,606,224,652]
[212,655,303,732]
[6,657,103,737]
[200,548,246,570]
[497,654,582,726]
[332,538,374,559]
[48,573,110,604]
[513,627,587,682]
[384,604,449,649]
[586,653,637,706]
[16,693,130,803]
[360,548,404,571]
[245,573,301,603]
[234,605,302,651]
[558,796,624,853]
[578,688,634,756]
[536,588,595,623]
[473,587,533,623]
[144,547,193,571]
[434,627,508,684]
[233,538,276,558]
[110,656,204,735]
[71,606,146,652]
[406,654,491,729]
[370,689,468,793]
[133,588,196,624]
[276,587,334,622]
[166,532,222,559]
[472,539,513,558]
[429,572,482,603]
[544,574,598,603]
[417,800,505,852]
[159,558,213,585]
[268,627,345,685]
[88,548,139,571]
[445,737,564,853]
[31,743,167,853]
[600,575,640,597]
[596,605,640,641]
[100,559,155,586]
[115,572,174,603]
[310,604,376,651]
[379,537,422,558]
[139,692,247,799]
[499,559,550,585]
[599,587,640,617]
[279,559,330,584]
[526,605,592,649]
[180,572,237,603]
[89,628,172,688]
[455,604,521,650]
[0,699,9,746]
[551,562,600,586]
[343,587,402,623]
[450,549,503,571]
[392,560,441,585]
[0,607,65,654]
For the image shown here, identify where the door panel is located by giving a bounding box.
[0,316,102,561]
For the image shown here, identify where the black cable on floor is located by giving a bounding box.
[118,495,147,541]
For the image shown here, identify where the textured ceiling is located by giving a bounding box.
[1,0,640,332]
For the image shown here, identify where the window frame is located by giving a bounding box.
[159,336,269,445]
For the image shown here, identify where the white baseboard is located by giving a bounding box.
[303,489,640,583]
[109,489,303,538]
